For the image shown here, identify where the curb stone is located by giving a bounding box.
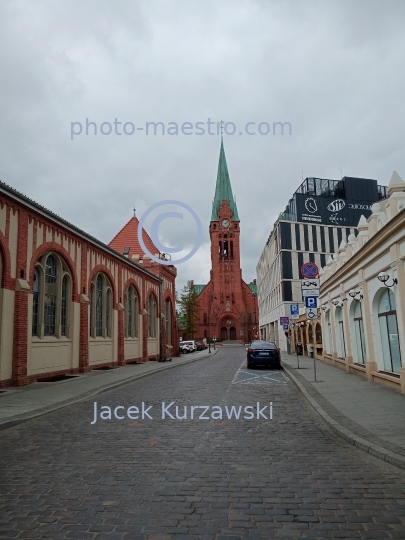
[0,349,219,431]
[283,363,405,470]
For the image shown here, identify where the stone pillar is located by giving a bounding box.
[361,280,378,381]
[341,288,353,372]
[330,301,338,365]
[79,245,90,372]
[12,209,29,386]
[117,302,125,366]
[12,279,30,386]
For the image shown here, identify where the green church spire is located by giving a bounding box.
[211,139,240,221]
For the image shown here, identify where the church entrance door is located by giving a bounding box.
[230,326,236,340]
[221,327,228,341]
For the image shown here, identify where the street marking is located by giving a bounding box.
[233,368,287,385]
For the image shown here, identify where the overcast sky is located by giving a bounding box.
[1,0,404,292]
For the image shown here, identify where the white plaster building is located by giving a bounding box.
[318,171,405,393]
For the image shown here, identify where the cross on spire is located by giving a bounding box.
[133,206,136,218]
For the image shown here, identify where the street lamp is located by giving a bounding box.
[378,271,398,288]
[348,289,363,300]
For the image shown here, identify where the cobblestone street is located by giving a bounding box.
[1,346,405,539]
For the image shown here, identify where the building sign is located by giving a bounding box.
[295,193,375,227]
[280,316,289,325]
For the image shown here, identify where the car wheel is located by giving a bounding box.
[247,361,253,369]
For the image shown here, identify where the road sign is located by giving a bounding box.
[301,278,320,290]
[290,303,299,316]
[301,262,319,279]
[302,289,320,297]
[283,324,289,331]
[304,296,318,309]
[306,308,318,319]
[280,316,289,325]
[291,314,299,319]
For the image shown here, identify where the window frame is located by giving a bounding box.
[148,293,157,338]
[378,289,401,373]
[32,252,71,340]
[125,285,139,339]
[89,272,113,339]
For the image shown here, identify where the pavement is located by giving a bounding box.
[282,353,405,470]
[1,344,404,539]
[0,348,218,431]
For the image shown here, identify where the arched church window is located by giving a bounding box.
[89,272,113,339]
[44,255,58,335]
[148,293,157,338]
[32,252,72,339]
[378,289,401,373]
[125,285,138,338]
[32,268,40,336]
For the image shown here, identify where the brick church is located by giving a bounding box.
[194,140,259,343]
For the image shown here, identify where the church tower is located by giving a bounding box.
[209,140,242,304]
[192,140,258,343]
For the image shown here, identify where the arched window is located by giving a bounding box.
[335,307,346,359]
[61,275,69,336]
[165,298,172,346]
[324,311,331,354]
[125,285,138,338]
[378,289,401,373]
[308,323,313,343]
[32,268,40,336]
[32,253,71,339]
[90,273,113,339]
[44,255,57,335]
[95,274,103,336]
[148,293,157,338]
[352,301,366,364]
[315,323,322,344]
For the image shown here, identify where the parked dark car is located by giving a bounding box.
[246,340,281,369]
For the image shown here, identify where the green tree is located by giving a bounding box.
[178,280,201,339]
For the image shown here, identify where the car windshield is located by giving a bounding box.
[250,341,277,349]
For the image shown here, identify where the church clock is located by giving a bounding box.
[221,219,230,228]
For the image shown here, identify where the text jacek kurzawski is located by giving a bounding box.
[90,402,273,424]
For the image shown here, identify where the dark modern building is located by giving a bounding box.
[256,176,388,350]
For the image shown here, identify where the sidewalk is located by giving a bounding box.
[0,349,218,431]
[282,353,405,470]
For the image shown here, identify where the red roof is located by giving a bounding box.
[109,217,160,258]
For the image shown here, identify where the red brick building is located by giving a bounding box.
[0,182,178,388]
[194,141,258,343]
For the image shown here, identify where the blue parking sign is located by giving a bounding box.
[305,296,318,309]
[290,303,299,316]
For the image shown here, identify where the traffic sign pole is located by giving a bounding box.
[312,320,316,382]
